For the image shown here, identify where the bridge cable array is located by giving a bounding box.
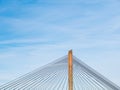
[0,55,120,90]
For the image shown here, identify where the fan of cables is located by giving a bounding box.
[0,56,120,90]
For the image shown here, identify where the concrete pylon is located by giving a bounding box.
[68,50,73,90]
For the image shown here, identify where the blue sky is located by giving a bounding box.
[0,0,120,86]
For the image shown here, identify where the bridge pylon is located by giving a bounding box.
[68,50,73,90]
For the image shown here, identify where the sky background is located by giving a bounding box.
[0,0,120,86]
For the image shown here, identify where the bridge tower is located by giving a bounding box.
[68,50,73,90]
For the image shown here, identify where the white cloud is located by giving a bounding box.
[0,38,49,44]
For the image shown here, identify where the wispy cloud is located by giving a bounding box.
[0,38,49,44]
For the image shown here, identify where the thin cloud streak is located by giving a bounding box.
[0,38,50,44]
